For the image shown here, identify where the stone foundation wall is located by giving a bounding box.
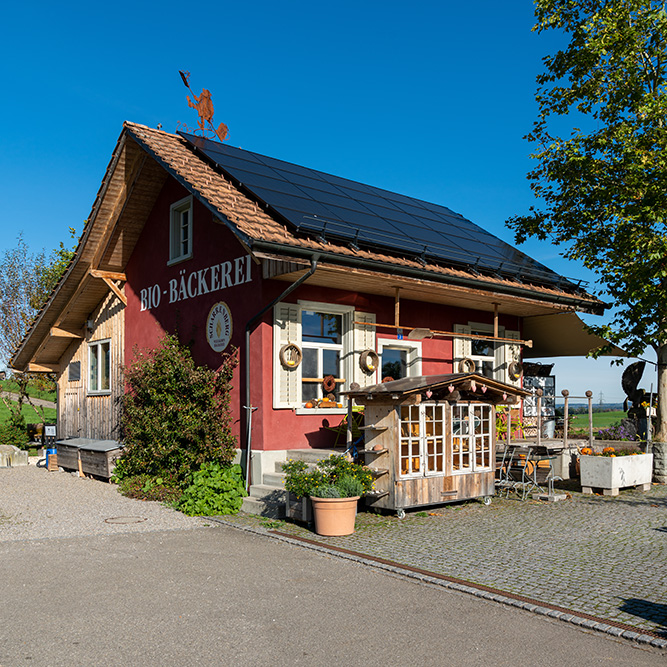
[652,442,667,483]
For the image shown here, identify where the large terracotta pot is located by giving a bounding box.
[310,496,360,536]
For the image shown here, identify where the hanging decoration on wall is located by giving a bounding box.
[458,358,476,373]
[359,349,379,374]
[322,374,337,393]
[178,70,229,142]
[508,361,523,381]
[279,343,302,369]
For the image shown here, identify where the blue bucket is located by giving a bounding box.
[46,447,57,467]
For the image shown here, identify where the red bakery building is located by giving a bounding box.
[11,122,608,510]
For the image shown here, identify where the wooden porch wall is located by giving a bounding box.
[57,291,124,440]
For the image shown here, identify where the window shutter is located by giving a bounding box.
[273,303,300,409]
[502,330,521,387]
[453,324,471,365]
[353,311,377,386]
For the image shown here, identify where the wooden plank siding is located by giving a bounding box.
[363,400,495,511]
[57,291,124,440]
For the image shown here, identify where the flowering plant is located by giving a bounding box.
[596,422,636,441]
[580,446,642,457]
[282,454,374,499]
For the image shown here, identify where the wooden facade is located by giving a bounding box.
[349,375,529,514]
[57,291,124,441]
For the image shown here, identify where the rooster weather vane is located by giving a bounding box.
[178,70,229,142]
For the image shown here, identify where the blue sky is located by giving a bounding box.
[0,0,650,401]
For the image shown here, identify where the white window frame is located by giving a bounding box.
[377,338,422,380]
[168,195,193,265]
[398,402,446,479]
[468,322,502,380]
[297,301,354,414]
[88,339,111,395]
[454,321,520,385]
[451,403,493,475]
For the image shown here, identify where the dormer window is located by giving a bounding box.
[169,196,193,264]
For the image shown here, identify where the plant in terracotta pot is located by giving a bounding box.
[282,455,374,536]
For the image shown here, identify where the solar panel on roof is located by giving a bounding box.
[179,132,577,289]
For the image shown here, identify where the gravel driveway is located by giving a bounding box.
[0,459,208,542]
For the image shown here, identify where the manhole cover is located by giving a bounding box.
[104,516,147,524]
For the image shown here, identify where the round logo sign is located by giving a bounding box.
[206,302,233,352]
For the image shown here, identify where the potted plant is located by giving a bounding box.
[282,455,374,536]
[579,446,653,496]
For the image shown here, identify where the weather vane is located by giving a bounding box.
[178,70,229,142]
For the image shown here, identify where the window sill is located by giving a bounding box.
[167,253,193,267]
[295,407,347,416]
[87,391,111,397]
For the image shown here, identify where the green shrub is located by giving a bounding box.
[117,473,182,504]
[114,334,239,486]
[312,483,341,498]
[178,463,247,516]
[0,413,29,449]
[336,475,364,498]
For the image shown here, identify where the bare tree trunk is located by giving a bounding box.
[655,343,667,442]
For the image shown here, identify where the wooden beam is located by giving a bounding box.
[354,320,534,348]
[89,268,127,306]
[27,363,59,373]
[50,326,83,340]
[101,277,127,306]
[90,269,127,282]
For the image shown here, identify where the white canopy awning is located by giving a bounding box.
[523,312,626,358]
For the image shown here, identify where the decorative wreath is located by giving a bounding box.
[458,358,476,373]
[359,349,380,374]
[322,374,336,393]
[279,343,302,369]
[508,361,523,381]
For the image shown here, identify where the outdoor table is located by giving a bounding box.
[496,446,561,499]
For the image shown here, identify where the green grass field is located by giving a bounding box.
[569,410,626,431]
[0,400,56,425]
[0,379,56,403]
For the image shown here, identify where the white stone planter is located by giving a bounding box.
[580,453,653,496]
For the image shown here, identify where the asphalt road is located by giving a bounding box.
[0,524,664,666]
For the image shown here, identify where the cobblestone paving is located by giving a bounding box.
[226,483,667,637]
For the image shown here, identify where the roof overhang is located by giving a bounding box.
[10,129,168,371]
[254,248,606,318]
[344,372,531,404]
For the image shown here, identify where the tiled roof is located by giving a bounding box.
[124,122,603,310]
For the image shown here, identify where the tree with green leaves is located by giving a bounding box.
[507,0,667,440]
[0,231,76,443]
[0,231,76,366]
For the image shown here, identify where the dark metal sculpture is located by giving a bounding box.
[178,70,228,142]
[622,361,645,412]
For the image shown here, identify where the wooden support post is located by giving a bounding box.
[347,398,354,451]
[493,303,499,339]
[562,390,569,449]
[394,287,401,328]
[586,390,593,448]
[536,389,543,447]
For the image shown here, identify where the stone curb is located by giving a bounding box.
[207,516,667,651]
